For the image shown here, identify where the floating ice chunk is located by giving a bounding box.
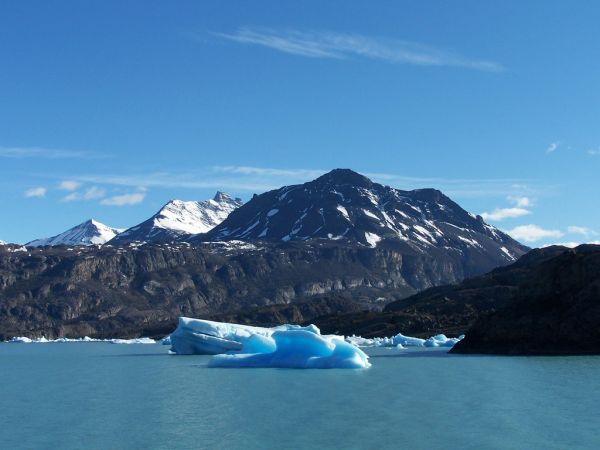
[346,332,464,348]
[8,337,34,343]
[169,317,370,369]
[5,336,156,344]
[391,333,426,347]
[110,338,156,344]
[424,334,465,347]
[161,335,172,345]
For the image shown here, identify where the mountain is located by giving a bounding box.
[197,169,528,270]
[0,241,459,339]
[451,244,600,355]
[27,219,123,247]
[0,240,5,246]
[0,169,533,339]
[110,192,243,245]
[308,245,569,338]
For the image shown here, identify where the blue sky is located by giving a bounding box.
[1,1,599,246]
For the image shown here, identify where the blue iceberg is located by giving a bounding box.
[169,317,370,369]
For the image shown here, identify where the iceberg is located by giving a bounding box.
[346,332,464,348]
[424,334,465,347]
[169,317,370,369]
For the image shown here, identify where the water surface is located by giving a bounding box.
[1,344,597,449]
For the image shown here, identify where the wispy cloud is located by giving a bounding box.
[212,27,504,72]
[61,186,106,202]
[546,141,560,154]
[24,187,47,198]
[588,147,600,156]
[67,166,538,200]
[0,146,107,160]
[505,224,564,243]
[58,180,81,191]
[567,225,597,237]
[101,190,146,206]
[215,166,324,179]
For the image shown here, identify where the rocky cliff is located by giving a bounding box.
[0,239,491,339]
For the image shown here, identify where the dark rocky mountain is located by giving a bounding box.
[27,219,123,247]
[451,244,600,355]
[110,192,243,245]
[196,170,528,273]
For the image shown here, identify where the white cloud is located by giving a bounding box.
[61,192,80,202]
[0,146,106,159]
[567,226,597,237]
[546,142,560,154]
[506,224,564,243]
[480,196,533,221]
[58,180,81,191]
[212,27,504,72]
[24,187,47,198]
[512,196,531,207]
[480,207,531,221]
[83,186,106,200]
[588,147,600,156]
[101,191,145,206]
[61,186,106,202]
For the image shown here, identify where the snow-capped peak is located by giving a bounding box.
[110,192,243,244]
[27,219,123,247]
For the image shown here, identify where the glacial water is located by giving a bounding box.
[1,343,598,449]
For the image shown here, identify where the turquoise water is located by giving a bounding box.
[1,344,598,449]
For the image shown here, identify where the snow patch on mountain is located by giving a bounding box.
[364,232,381,247]
[27,220,123,247]
[110,192,243,244]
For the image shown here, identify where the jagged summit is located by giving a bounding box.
[196,169,528,269]
[214,191,242,203]
[110,192,243,245]
[27,219,123,247]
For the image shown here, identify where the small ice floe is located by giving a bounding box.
[110,338,156,344]
[6,336,156,344]
[8,337,35,343]
[346,332,464,348]
[169,317,370,369]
